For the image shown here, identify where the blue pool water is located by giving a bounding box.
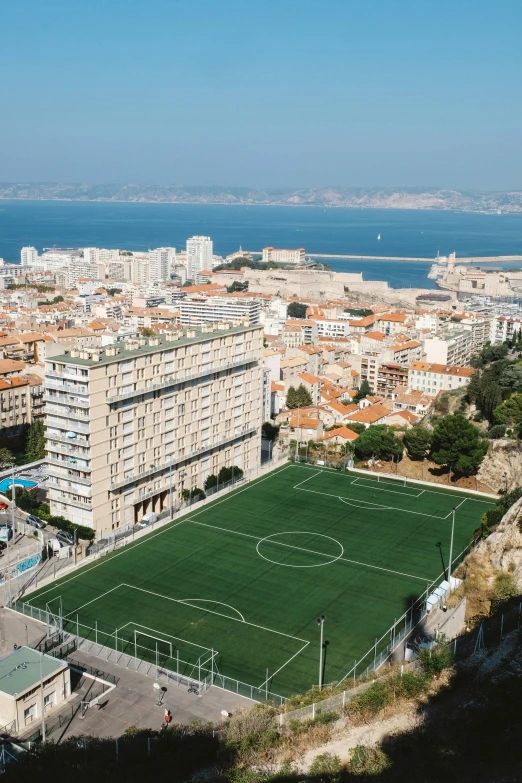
[0,478,37,492]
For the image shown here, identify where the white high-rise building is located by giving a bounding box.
[83,248,119,265]
[186,236,213,279]
[149,247,176,282]
[21,246,38,266]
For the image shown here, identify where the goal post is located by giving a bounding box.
[132,630,173,664]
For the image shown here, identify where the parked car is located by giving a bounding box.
[0,526,13,542]
[56,530,74,546]
[138,512,158,528]
[26,515,46,529]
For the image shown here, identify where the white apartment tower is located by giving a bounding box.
[45,324,263,533]
[186,236,213,279]
[149,247,176,283]
[21,246,38,266]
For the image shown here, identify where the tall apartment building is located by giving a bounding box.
[83,248,119,265]
[21,246,38,266]
[179,297,261,326]
[424,330,473,366]
[149,247,176,282]
[261,247,306,265]
[45,324,263,532]
[186,237,213,279]
[491,315,522,344]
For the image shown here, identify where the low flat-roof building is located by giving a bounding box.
[0,647,70,734]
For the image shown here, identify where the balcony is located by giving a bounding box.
[45,392,89,408]
[45,403,89,420]
[47,476,92,495]
[109,425,257,491]
[106,352,259,403]
[47,430,90,447]
[47,440,90,458]
[46,416,90,434]
[47,456,91,475]
[45,378,89,395]
[47,488,92,508]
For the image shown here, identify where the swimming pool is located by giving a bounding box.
[0,478,38,493]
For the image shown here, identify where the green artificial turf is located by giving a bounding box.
[22,464,494,698]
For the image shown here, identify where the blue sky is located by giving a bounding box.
[1,0,521,189]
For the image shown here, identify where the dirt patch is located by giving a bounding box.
[364,453,495,494]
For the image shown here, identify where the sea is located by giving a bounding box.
[1,200,522,289]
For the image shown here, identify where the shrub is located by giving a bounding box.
[347,680,391,718]
[418,640,453,677]
[349,744,390,775]
[309,752,343,781]
[491,572,519,604]
[487,424,506,439]
[203,474,218,490]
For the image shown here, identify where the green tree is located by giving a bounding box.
[466,369,482,404]
[140,327,156,337]
[286,384,312,409]
[354,379,373,402]
[0,448,14,468]
[494,393,522,426]
[478,377,503,422]
[344,307,373,317]
[23,420,46,462]
[287,302,308,319]
[106,287,122,296]
[430,413,488,475]
[354,425,404,461]
[261,422,279,441]
[226,280,249,293]
[403,426,433,460]
[499,365,522,391]
[203,474,218,490]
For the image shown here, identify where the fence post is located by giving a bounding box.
[312,702,315,719]
[342,691,346,708]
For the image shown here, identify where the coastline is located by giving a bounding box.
[1,197,521,216]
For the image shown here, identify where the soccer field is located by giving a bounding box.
[21,464,494,698]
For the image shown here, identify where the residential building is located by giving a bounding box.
[314,318,351,338]
[0,377,32,439]
[490,315,522,345]
[187,236,213,279]
[346,403,390,428]
[296,372,322,405]
[408,362,473,395]
[179,297,261,326]
[376,363,409,398]
[149,247,176,283]
[20,246,38,266]
[280,319,317,347]
[45,324,263,531]
[424,330,473,366]
[391,386,435,416]
[261,247,306,265]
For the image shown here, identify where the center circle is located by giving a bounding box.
[256,531,344,568]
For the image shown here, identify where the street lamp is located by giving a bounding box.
[169,455,175,519]
[316,615,326,688]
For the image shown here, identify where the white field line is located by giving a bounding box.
[293,470,323,490]
[291,463,496,503]
[350,477,424,498]
[258,639,310,690]
[24,463,295,604]
[297,487,454,520]
[117,620,213,653]
[188,518,430,582]
[62,585,123,619]
[124,583,309,644]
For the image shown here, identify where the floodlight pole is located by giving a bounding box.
[317,615,325,688]
[448,507,456,589]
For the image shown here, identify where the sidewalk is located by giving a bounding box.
[47,647,255,741]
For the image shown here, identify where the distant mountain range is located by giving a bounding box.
[1,183,522,212]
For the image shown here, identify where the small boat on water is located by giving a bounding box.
[377,233,381,240]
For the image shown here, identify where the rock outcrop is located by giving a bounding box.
[477,439,522,494]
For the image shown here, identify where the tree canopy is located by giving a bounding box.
[493,393,522,426]
[286,384,313,409]
[403,426,433,460]
[226,281,249,293]
[430,413,488,475]
[23,420,46,463]
[354,380,373,403]
[287,302,308,319]
[354,425,404,461]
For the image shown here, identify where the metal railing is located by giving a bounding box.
[106,352,259,403]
